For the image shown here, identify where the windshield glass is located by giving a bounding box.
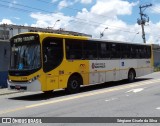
[10,34,41,70]
[10,44,41,70]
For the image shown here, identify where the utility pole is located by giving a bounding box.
[137,4,152,43]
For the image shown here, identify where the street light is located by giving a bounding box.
[53,19,60,29]
[131,32,139,42]
[10,27,13,37]
[100,27,108,38]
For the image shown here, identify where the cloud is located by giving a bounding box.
[151,4,160,14]
[52,0,58,3]
[9,0,17,7]
[29,0,159,44]
[30,12,73,29]
[72,0,138,39]
[14,17,20,20]
[80,0,92,4]
[0,19,13,24]
[58,0,74,10]
[91,0,137,16]
[145,21,160,44]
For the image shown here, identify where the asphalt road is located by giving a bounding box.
[1,72,160,126]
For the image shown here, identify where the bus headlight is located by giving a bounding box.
[28,75,40,83]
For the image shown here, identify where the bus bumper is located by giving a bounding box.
[7,80,41,92]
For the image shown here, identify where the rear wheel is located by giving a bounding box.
[66,76,81,94]
[128,70,135,82]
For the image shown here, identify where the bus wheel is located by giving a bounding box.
[128,70,135,82]
[66,76,81,94]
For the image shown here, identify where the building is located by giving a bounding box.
[153,44,160,67]
[0,24,92,40]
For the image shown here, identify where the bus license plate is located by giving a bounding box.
[15,85,21,89]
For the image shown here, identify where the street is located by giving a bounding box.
[0,72,160,126]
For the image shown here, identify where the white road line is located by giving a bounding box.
[126,88,144,93]
[105,98,118,102]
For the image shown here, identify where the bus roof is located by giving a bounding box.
[13,32,151,46]
[16,32,89,40]
[89,38,151,46]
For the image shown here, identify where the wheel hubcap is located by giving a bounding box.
[71,80,78,89]
[129,72,134,80]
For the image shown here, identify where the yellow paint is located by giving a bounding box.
[46,76,59,90]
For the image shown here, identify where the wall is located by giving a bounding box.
[154,50,160,67]
[0,41,10,88]
[153,44,160,67]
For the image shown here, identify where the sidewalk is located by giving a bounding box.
[0,88,19,95]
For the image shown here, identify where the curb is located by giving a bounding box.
[0,88,19,96]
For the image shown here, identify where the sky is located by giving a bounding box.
[0,0,160,44]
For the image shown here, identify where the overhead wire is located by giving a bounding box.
[0,0,140,34]
[35,0,136,24]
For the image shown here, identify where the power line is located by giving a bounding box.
[35,0,136,24]
[0,0,54,13]
[0,0,139,35]
[151,5,160,13]
[0,3,32,13]
[0,0,138,32]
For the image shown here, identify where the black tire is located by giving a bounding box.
[128,70,135,82]
[66,76,81,94]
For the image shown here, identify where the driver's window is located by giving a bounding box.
[43,37,63,72]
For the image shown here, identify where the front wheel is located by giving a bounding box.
[128,70,135,82]
[66,76,81,94]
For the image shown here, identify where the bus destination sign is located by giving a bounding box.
[14,36,35,43]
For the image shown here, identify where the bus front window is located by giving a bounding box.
[10,44,41,70]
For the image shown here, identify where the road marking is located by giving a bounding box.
[156,107,160,110]
[126,88,144,93]
[105,98,118,102]
[1,79,160,115]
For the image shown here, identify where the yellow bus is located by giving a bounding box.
[8,32,153,93]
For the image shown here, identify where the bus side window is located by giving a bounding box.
[135,46,140,58]
[98,42,111,59]
[111,43,120,59]
[83,41,98,60]
[66,39,83,60]
[99,43,106,59]
[130,45,136,58]
[139,46,143,58]
[121,44,127,59]
[111,43,115,59]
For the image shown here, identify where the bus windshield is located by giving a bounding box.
[10,44,41,70]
